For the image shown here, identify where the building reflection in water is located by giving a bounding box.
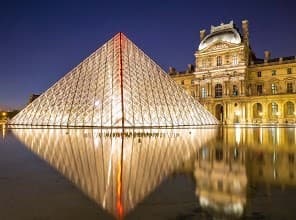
[12,128,217,219]
[194,138,247,218]
[11,126,296,219]
[1,124,7,139]
[196,126,296,219]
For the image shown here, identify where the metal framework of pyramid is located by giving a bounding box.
[10,33,217,127]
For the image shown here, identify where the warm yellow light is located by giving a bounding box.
[258,112,263,117]
[2,112,7,116]
[235,110,241,116]
[275,112,280,116]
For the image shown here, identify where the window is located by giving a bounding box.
[225,55,229,64]
[215,148,223,161]
[287,82,293,93]
[271,102,278,116]
[232,54,238,65]
[191,79,195,85]
[257,85,263,95]
[233,85,238,96]
[215,84,223,98]
[201,87,207,98]
[272,70,276,76]
[287,68,292,74]
[180,80,184,85]
[202,59,206,68]
[287,102,294,115]
[257,71,262,77]
[271,83,277,94]
[208,58,212,67]
[216,56,222,66]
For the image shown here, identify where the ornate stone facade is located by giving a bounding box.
[170,20,296,124]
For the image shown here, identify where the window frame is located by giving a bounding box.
[216,56,222,66]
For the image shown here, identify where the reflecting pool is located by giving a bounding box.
[1,126,296,219]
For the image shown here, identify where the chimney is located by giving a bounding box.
[264,51,271,62]
[200,29,206,41]
[242,20,249,45]
[187,64,194,73]
[169,66,176,74]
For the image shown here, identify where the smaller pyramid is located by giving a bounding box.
[10,33,218,127]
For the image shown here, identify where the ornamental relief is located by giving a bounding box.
[207,43,230,51]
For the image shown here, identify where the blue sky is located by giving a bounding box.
[1,0,296,109]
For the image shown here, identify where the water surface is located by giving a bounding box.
[0,126,295,219]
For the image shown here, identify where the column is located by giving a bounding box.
[224,81,228,96]
[240,80,245,95]
[278,101,284,123]
[241,103,246,123]
[262,102,268,123]
[197,84,200,97]
[224,102,228,124]
[246,102,252,123]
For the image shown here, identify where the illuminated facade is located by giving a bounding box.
[10,33,217,127]
[170,20,296,124]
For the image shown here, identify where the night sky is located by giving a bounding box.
[1,0,296,110]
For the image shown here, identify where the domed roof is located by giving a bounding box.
[199,24,242,51]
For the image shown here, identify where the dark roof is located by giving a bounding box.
[252,56,296,65]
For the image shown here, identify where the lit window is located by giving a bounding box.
[215,84,223,98]
[287,82,293,93]
[257,71,261,77]
[216,56,222,66]
[257,85,263,95]
[287,102,294,115]
[271,83,277,94]
[191,79,195,85]
[232,54,238,65]
[233,85,238,96]
[271,102,278,116]
[272,70,276,76]
[287,68,292,74]
[201,87,207,98]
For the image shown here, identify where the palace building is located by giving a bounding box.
[169,20,296,124]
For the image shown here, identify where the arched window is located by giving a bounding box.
[215,84,223,98]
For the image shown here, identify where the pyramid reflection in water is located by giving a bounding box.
[12,128,216,219]
[10,33,217,127]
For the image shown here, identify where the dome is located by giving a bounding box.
[199,28,241,51]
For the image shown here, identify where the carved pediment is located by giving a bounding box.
[203,41,240,52]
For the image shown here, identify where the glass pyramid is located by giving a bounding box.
[10,33,217,127]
